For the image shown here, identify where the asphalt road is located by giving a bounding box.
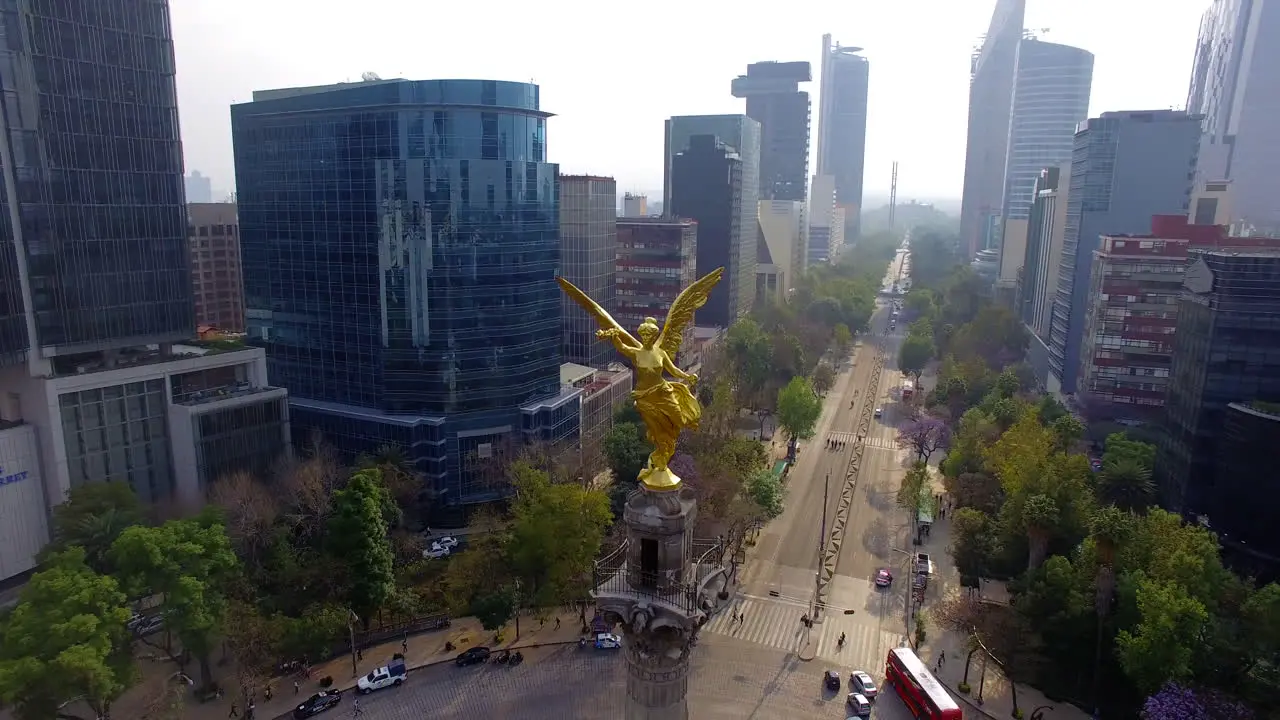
[320,634,926,720]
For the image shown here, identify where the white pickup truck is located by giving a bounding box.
[357,658,407,694]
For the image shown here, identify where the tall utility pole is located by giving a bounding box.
[815,471,831,616]
[888,161,899,231]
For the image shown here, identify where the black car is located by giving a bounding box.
[824,669,842,691]
[455,646,492,666]
[293,690,341,718]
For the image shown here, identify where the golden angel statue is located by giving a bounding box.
[557,267,724,491]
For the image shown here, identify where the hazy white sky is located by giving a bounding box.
[172,0,1207,202]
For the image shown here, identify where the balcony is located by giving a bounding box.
[591,536,725,616]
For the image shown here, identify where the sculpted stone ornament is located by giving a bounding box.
[557,267,723,491]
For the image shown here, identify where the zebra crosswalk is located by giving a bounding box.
[703,596,809,655]
[825,433,899,451]
[703,596,904,669]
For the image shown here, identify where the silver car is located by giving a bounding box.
[851,670,878,699]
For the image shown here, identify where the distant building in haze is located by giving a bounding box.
[622,193,648,217]
[559,175,617,369]
[187,203,245,333]
[959,0,1026,258]
[816,35,869,241]
[731,61,812,202]
[808,174,844,265]
[185,171,213,204]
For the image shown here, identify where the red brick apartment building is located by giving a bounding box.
[1079,215,1280,415]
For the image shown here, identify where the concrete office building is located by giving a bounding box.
[757,200,807,301]
[816,36,869,241]
[665,118,760,326]
[1019,166,1070,340]
[0,0,289,582]
[1187,0,1280,233]
[622,193,648,218]
[232,78,578,510]
[188,203,245,333]
[562,363,632,480]
[732,61,812,202]
[560,175,617,369]
[959,0,1026,258]
[1157,250,1280,571]
[1047,110,1201,394]
[615,217,698,366]
[185,171,214,204]
[1077,216,1280,420]
[808,174,845,265]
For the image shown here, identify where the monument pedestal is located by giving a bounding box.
[592,485,732,720]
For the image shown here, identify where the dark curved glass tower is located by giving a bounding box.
[232,79,574,505]
[0,0,192,364]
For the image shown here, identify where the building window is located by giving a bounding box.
[59,380,172,503]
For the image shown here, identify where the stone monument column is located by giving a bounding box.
[593,485,732,720]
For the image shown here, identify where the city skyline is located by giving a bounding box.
[170,0,1206,202]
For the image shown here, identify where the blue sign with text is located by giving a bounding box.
[0,465,29,487]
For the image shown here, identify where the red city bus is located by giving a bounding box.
[885,647,963,720]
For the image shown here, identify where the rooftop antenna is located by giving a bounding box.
[889,161,899,232]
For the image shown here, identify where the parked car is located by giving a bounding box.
[455,646,491,666]
[824,669,842,691]
[356,658,407,694]
[851,670,878,699]
[847,691,872,717]
[432,535,460,549]
[874,568,893,587]
[916,552,934,576]
[594,632,622,649]
[293,690,342,718]
[127,613,164,637]
[424,544,451,560]
[874,407,883,418]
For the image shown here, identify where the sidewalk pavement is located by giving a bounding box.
[111,612,586,720]
[917,628,1088,720]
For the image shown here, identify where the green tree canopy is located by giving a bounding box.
[724,318,773,409]
[0,548,134,720]
[776,376,822,440]
[745,468,784,518]
[45,481,145,575]
[1116,572,1210,694]
[832,323,853,354]
[110,511,238,688]
[325,468,396,628]
[811,362,836,396]
[898,334,934,382]
[603,421,651,486]
[506,462,612,608]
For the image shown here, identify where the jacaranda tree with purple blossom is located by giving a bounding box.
[897,415,951,462]
[1142,683,1254,720]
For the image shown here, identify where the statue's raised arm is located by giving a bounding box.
[557,276,641,357]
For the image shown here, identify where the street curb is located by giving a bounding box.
[946,681,1000,719]
[271,639,583,720]
[796,634,817,662]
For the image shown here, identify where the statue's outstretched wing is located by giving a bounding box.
[557,276,640,348]
[657,267,724,361]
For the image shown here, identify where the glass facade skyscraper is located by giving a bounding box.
[0,0,192,362]
[816,36,869,241]
[731,61,812,202]
[232,79,576,506]
[1000,40,1093,222]
[559,175,617,368]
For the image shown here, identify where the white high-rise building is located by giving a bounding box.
[1187,0,1280,232]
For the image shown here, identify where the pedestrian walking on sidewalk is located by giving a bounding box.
[228,703,239,718]
[555,617,561,630]
[940,649,946,665]
[402,635,409,654]
[352,697,364,717]
[293,680,300,695]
